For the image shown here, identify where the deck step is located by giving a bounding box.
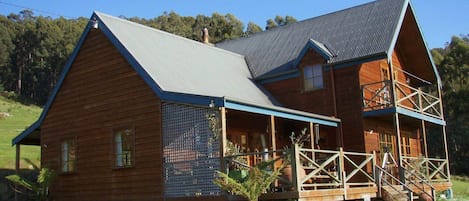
[381,185,409,201]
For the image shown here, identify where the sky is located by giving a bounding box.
[0,0,468,49]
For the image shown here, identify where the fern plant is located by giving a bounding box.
[214,160,283,201]
[5,168,56,201]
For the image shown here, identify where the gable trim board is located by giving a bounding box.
[12,12,340,145]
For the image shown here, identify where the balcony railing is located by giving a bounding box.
[361,80,442,119]
[401,156,450,183]
[222,145,376,194]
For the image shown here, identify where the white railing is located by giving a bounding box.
[361,80,442,119]
[223,145,376,193]
[401,156,450,183]
[297,147,376,190]
[394,81,442,119]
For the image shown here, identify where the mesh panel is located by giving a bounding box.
[162,103,221,197]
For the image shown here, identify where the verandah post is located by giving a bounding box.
[15,144,20,201]
[291,143,301,191]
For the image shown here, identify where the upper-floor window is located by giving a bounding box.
[114,127,134,168]
[61,138,77,173]
[303,64,324,91]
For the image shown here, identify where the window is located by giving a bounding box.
[114,127,134,168]
[303,64,323,91]
[400,132,411,157]
[379,131,395,163]
[61,138,77,173]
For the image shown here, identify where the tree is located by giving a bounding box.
[245,22,262,35]
[430,35,469,175]
[266,15,297,30]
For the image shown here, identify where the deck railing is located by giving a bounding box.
[222,145,376,193]
[401,156,450,183]
[361,80,442,119]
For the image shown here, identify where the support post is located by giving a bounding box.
[15,144,20,201]
[270,115,276,158]
[291,144,301,192]
[442,126,451,181]
[421,120,430,179]
[309,122,315,162]
[220,107,227,171]
[394,113,404,182]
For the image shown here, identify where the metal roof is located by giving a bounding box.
[216,0,407,78]
[95,12,276,107]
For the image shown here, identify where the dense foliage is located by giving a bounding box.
[430,35,469,176]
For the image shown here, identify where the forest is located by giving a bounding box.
[0,10,468,175]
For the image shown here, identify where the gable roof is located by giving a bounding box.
[216,0,408,78]
[13,11,340,145]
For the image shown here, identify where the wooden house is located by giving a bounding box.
[13,0,451,200]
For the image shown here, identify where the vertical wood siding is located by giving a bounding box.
[41,29,164,201]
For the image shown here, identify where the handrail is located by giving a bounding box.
[375,165,436,201]
[400,166,436,200]
[375,165,418,200]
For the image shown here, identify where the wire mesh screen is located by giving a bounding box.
[162,103,221,197]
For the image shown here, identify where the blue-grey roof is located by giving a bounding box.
[216,0,408,78]
[95,12,275,107]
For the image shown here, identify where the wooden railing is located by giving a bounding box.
[402,156,450,183]
[223,145,376,193]
[375,165,436,201]
[296,146,376,190]
[394,81,442,119]
[361,80,442,119]
[361,80,392,111]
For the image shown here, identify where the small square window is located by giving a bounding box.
[61,138,77,173]
[114,127,134,168]
[303,65,324,91]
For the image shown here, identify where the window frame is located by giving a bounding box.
[60,137,77,174]
[113,126,135,169]
[303,64,324,91]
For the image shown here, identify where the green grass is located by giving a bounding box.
[448,176,469,200]
[0,95,41,169]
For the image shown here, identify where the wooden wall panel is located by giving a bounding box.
[333,66,366,152]
[41,29,164,201]
[263,50,334,117]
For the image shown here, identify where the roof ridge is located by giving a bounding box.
[94,11,247,59]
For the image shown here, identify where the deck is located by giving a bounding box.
[222,145,451,201]
[223,145,377,201]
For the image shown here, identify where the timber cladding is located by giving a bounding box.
[40,29,164,200]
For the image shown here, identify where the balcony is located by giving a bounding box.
[361,80,443,120]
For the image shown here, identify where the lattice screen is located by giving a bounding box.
[162,102,221,197]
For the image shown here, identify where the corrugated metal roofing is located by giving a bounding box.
[216,0,407,78]
[95,12,276,107]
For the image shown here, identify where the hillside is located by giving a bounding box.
[0,94,41,169]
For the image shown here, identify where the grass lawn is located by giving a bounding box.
[0,95,41,169]
[448,176,469,200]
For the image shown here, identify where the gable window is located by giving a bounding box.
[61,138,77,173]
[114,127,134,168]
[303,64,324,91]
